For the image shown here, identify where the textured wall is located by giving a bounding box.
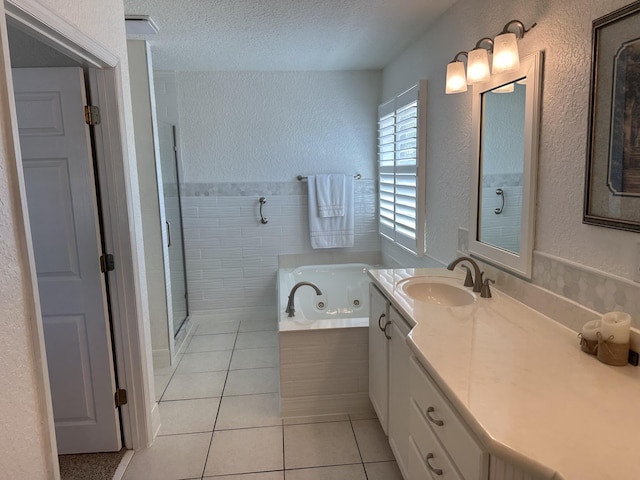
[0,0,144,477]
[174,70,382,313]
[175,71,380,183]
[381,0,640,284]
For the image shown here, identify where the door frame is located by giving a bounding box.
[1,0,154,475]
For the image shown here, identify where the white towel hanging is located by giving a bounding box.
[308,175,354,249]
[315,174,345,217]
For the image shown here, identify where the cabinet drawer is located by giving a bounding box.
[408,400,462,480]
[410,357,486,480]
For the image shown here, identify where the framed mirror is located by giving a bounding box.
[469,51,543,279]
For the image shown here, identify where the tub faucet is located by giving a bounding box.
[446,256,483,293]
[285,282,323,317]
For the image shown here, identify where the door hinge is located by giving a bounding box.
[84,105,101,125]
[115,389,128,408]
[100,253,115,273]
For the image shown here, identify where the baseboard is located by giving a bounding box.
[150,401,161,440]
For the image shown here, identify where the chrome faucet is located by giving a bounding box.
[285,282,323,317]
[446,256,483,293]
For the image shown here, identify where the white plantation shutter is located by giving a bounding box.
[377,81,427,256]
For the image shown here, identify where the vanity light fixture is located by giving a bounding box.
[445,52,468,94]
[466,38,493,85]
[445,19,536,94]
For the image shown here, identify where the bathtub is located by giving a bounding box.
[277,263,373,417]
[277,263,371,331]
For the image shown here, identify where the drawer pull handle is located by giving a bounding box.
[377,313,386,331]
[425,453,444,476]
[426,407,444,426]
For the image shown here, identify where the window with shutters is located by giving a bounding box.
[378,81,427,256]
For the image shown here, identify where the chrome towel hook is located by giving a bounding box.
[495,188,505,215]
[259,197,268,224]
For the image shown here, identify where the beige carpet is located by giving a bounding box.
[59,449,127,480]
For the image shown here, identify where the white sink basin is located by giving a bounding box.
[398,277,475,306]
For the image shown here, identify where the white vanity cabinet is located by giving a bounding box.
[408,356,488,480]
[369,283,390,433]
[388,307,412,478]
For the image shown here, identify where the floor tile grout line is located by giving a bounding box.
[200,323,240,479]
[348,417,370,480]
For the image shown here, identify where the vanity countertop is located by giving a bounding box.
[368,267,640,480]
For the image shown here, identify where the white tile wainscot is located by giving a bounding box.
[368,267,640,480]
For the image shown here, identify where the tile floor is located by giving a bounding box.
[124,315,403,480]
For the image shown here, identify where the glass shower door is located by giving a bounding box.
[157,121,189,335]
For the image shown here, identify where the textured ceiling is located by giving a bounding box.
[124,0,457,71]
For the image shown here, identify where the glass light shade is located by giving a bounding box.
[467,48,490,84]
[445,61,467,94]
[492,32,520,74]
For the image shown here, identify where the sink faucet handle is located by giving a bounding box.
[461,265,474,287]
[481,277,495,298]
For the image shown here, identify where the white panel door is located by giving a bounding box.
[13,67,121,454]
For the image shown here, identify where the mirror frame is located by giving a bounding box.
[469,51,543,279]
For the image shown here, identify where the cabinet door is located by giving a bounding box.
[369,283,390,434]
[388,307,412,478]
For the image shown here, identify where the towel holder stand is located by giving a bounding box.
[297,173,362,181]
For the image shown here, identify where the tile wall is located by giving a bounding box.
[181,179,379,313]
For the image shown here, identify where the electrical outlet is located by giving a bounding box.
[629,350,639,367]
[634,242,640,283]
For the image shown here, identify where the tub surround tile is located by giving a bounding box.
[182,179,380,314]
[204,426,284,476]
[283,421,362,469]
[279,328,370,417]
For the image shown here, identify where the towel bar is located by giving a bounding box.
[297,173,362,181]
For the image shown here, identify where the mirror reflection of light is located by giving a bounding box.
[492,83,515,93]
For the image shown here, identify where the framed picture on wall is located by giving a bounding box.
[584,0,640,232]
